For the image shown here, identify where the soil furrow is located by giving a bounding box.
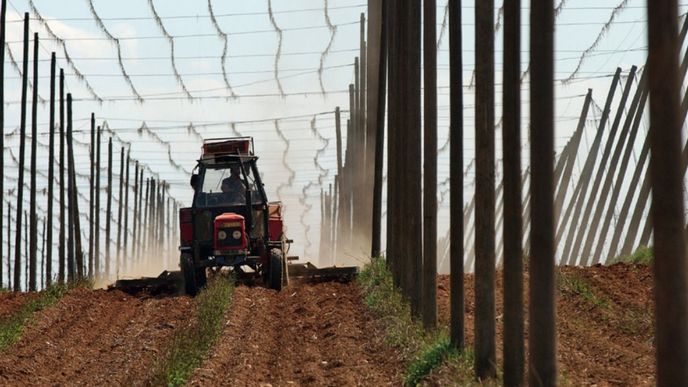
[0,288,194,386]
[191,282,403,386]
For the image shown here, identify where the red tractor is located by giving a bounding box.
[178,137,290,295]
[112,137,357,296]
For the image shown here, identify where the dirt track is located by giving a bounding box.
[0,264,655,385]
[0,288,194,386]
[190,282,404,386]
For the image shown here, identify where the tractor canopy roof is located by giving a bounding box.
[198,137,258,167]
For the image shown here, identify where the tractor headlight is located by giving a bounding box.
[218,230,227,240]
[232,230,242,240]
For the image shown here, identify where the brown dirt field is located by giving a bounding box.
[190,281,404,386]
[434,263,654,386]
[0,292,35,321]
[0,288,194,386]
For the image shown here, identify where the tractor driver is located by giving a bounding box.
[221,164,247,204]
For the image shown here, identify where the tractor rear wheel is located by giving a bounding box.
[181,253,198,296]
[196,266,207,289]
[268,249,285,291]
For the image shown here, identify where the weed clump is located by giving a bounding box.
[152,276,234,387]
[610,245,653,265]
[358,257,487,386]
[557,271,610,309]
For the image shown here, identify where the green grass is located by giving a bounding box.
[610,245,653,265]
[557,270,610,310]
[0,283,69,352]
[405,335,458,386]
[151,275,235,387]
[358,257,494,386]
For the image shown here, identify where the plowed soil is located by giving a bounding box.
[190,282,404,386]
[434,263,654,386]
[0,288,194,386]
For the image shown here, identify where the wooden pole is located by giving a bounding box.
[422,0,437,330]
[399,0,422,316]
[502,0,524,384]
[368,0,385,258]
[359,12,370,243]
[58,68,65,283]
[142,178,150,260]
[40,218,45,288]
[386,0,400,285]
[647,1,688,384]
[552,90,592,233]
[67,94,84,279]
[6,202,10,290]
[159,181,165,256]
[66,94,75,282]
[148,178,156,254]
[0,0,6,289]
[89,113,95,276]
[449,0,464,350]
[132,161,139,265]
[586,70,646,264]
[13,13,29,292]
[46,53,56,286]
[106,138,112,277]
[123,150,130,269]
[334,107,343,259]
[137,172,144,262]
[578,67,639,265]
[370,0,386,258]
[23,210,27,290]
[555,70,620,263]
[94,126,101,276]
[567,70,636,266]
[529,0,556,384]
[28,32,38,291]
[607,24,688,260]
[353,58,360,239]
[474,0,496,378]
[116,146,124,277]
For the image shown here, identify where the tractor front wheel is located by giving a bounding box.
[181,253,199,296]
[268,249,285,291]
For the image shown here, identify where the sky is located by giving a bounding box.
[1,0,686,283]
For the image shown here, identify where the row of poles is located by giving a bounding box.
[318,0,688,385]
[0,7,182,292]
[318,12,375,265]
[437,42,685,273]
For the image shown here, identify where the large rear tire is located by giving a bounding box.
[181,253,198,296]
[268,249,285,291]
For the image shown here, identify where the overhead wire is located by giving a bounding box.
[86,0,142,102]
[267,0,285,97]
[147,0,192,99]
[26,0,102,102]
[563,0,632,84]
[207,0,236,98]
[319,0,337,94]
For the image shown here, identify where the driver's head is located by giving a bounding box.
[230,164,241,177]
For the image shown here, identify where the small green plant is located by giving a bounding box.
[610,246,653,265]
[0,283,68,351]
[152,275,235,387]
[405,336,458,386]
[557,271,610,309]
